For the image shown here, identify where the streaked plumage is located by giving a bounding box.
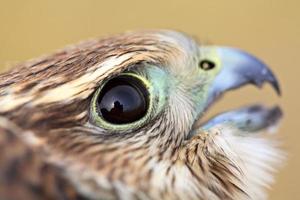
[0,30,283,200]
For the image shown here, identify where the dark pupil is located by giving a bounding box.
[97,75,148,124]
[199,59,215,70]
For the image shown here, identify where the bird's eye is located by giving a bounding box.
[95,75,149,124]
[199,59,216,71]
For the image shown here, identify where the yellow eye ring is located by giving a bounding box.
[90,73,154,132]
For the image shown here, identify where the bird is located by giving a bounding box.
[0,30,284,200]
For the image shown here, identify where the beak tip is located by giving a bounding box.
[268,74,281,96]
[274,83,282,96]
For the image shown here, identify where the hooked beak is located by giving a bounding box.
[207,47,281,106]
[189,47,282,139]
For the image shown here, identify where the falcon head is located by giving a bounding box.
[0,30,283,200]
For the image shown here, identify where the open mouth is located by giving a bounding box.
[189,47,282,138]
[189,103,283,140]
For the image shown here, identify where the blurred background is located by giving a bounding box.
[0,0,299,199]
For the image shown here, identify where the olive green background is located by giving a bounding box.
[0,0,299,199]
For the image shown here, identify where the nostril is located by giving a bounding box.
[199,59,215,71]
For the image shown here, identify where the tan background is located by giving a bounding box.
[0,0,299,199]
